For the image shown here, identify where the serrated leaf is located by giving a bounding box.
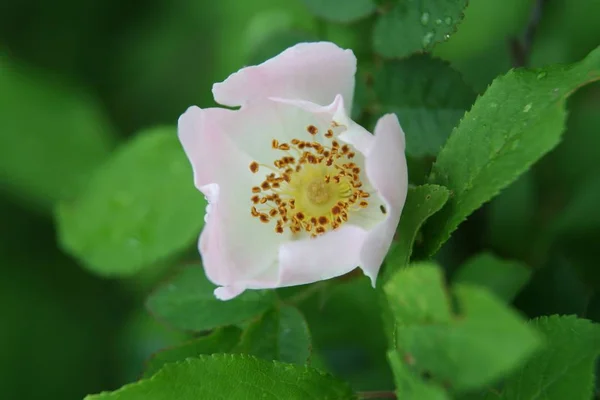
[383,185,450,281]
[453,252,532,303]
[146,265,276,332]
[372,55,476,157]
[56,127,205,276]
[143,326,242,378]
[500,315,600,400]
[373,0,468,58]
[237,305,311,364]
[0,59,116,210]
[423,46,600,256]
[385,263,539,394]
[300,0,376,23]
[86,354,355,400]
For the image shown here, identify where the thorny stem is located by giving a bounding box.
[357,391,396,399]
[510,0,545,67]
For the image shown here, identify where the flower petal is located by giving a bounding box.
[178,107,291,294]
[178,106,243,189]
[359,114,408,284]
[213,42,356,112]
[278,225,369,287]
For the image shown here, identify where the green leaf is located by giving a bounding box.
[372,55,476,158]
[146,265,276,332]
[373,0,468,58]
[424,46,600,256]
[86,354,355,400]
[56,127,205,276]
[486,172,536,259]
[383,185,450,281]
[453,252,532,303]
[385,263,540,395]
[500,315,600,400]
[237,305,311,365]
[0,59,116,210]
[300,0,376,23]
[552,174,600,236]
[387,351,449,400]
[298,276,393,390]
[143,326,242,379]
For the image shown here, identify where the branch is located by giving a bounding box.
[510,0,545,67]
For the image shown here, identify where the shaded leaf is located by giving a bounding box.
[56,127,205,276]
[0,59,116,209]
[453,252,532,303]
[143,326,242,378]
[372,55,476,157]
[486,172,536,259]
[300,276,393,390]
[373,0,468,58]
[300,0,376,23]
[146,265,276,332]
[248,30,317,65]
[237,305,311,364]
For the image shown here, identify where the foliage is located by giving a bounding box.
[1,0,600,399]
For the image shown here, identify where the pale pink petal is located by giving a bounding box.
[359,114,408,284]
[277,225,369,287]
[213,42,356,112]
[214,285,246,301]
[178,106,245,190]
[178,107,290,295]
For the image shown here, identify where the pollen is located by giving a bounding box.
[249,120,371,238]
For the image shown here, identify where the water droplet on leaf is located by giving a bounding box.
[420,13,430,25]
[422,32,434,47]
[435,19,442,25]
[444,17,453,25]
[537,72,547,79]
[523,103,532,112]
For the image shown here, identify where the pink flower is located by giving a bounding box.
[178,42,408,300]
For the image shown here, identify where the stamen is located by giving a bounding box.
[248,120,371,237]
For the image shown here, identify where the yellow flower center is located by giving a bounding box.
[248,123,370,238]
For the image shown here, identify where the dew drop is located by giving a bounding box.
[523,103,532,112]
[444,17,453,25]
[422,32,434,47]
[444,34,450,40]
[537,72,547,80]
[435,18,442,25]
[420,12,430,25]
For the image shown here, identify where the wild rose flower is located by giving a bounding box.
[178,42,408,300]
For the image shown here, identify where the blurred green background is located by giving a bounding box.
[1,0,599,398]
